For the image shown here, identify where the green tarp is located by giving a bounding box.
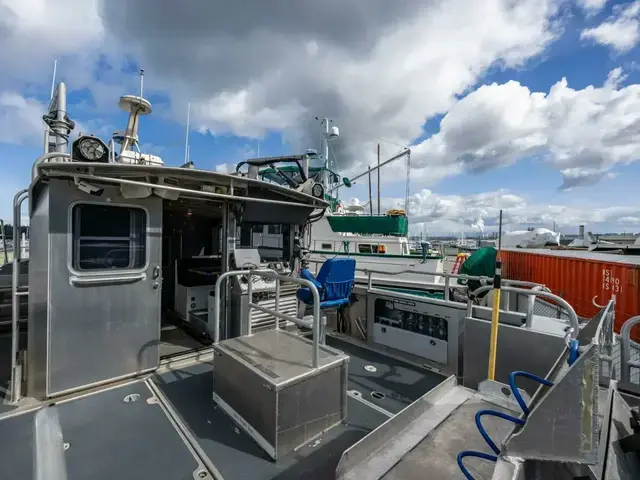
[326,215,409,236]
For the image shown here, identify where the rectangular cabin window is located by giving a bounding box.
[321,243,332,250]
[268,224,282,235]
[358,244,374,254]
[72,204,146,271]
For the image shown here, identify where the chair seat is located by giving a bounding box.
[296,288,350,309]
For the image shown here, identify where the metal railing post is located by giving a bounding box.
[620,315,640,385]
[246,271,253,336]
[11,188,28,404]
[275,278,280,330]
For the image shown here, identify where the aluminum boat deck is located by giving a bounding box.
[0,336,446,480]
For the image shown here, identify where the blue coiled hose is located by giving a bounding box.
[457,345,579,479]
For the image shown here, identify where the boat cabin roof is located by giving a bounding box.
[33,161,329,211]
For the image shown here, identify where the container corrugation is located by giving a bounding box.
[501,249,640,342]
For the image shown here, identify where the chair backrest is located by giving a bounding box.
[315,258,356,301]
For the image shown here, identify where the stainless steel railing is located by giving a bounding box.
[212,269,323,368]
[10,188,28,403]
[467,284,580,339]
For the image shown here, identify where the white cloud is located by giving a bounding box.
[576,0,609,16]
[0,92,45,145]
[371,188,640,234]
[581,1,640,53]
[0,0,104,89]
[100,0,561,168]
[410,68,640,189]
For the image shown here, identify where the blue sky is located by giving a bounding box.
[1,0,640,235]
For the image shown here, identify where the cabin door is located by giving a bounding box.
[47,195,162,396]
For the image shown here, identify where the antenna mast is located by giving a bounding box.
[184,102,191,164]
[50,58,58,100]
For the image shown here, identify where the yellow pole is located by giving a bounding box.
[487,210,503,380]
[487,285,501,380]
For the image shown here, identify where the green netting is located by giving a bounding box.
[326,215,409,236]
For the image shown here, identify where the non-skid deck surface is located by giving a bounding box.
[0,380,203,480]
[0,334,447,480]
[152,337,446,479]
[326,336,446,415]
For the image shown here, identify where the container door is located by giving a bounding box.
[48,197,162,396]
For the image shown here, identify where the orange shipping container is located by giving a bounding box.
[501,249,640,341]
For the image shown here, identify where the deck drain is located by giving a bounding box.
[371,391,386,400]
[364,365,377,373]
[63,443,70,451]
[123,394,140,403]
[197,471,208,478]
[501,387,511,397]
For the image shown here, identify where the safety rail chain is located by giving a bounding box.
[213,269,324,368]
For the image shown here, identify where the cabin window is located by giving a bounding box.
[321,243,332,250]
[268,224,282,235]
[72,204,147,271]
[358,244,375,254]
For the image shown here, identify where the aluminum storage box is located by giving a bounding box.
[212,329,349,460]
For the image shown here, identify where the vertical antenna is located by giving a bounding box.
[139,69,145,99]
[184,101,191,164]
[50,57,58,100]
[377,143,381,215]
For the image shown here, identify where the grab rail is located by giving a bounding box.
[31,152,72,181]
[467,285,580,339]
[213,269,323,368]
[10,188,28,404]
[620,315,640,386]
[69,273,147,286]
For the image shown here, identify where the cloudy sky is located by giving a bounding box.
[1,0,640,235]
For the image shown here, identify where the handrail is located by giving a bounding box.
[31,152,72,181]
[212,269,323,368]
[467,285,580,339]
[306,259,545,295]
[620,315,640,385]
[11,188,28,404]
[525,285,549,328]
[69,273,147,286]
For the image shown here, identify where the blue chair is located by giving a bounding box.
[296,258,356,309]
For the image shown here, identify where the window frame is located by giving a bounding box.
[67,201,150,276]
[358,243,375,254]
